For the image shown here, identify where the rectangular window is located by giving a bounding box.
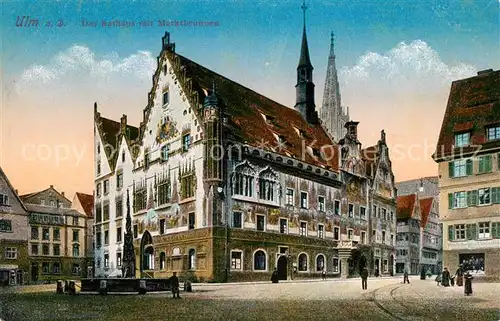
[300,222,307,236]
[42,228,50,240]
[96,183,101,196]
[361,231,366,244]
[188,212,195,230]
[72,216,78,226]
[231,251,242,270]
[157,181,171,206]
[348,229,353,240]
[104,180,109,195]
[391,234,394,245]
[348,204,354,217]
[450,159,472,178]
[478,222,490,239]
[161,145,169,161]
[233,212,242,228]
[117,253,122,267]
[453,192,467,208]
[478,155,492,174]
[163,91,169,105]
[133,224,138,238]
[478,188,491,205]
[117,227,122,242]
[103,203,110,221]
[332,258,339,273]
[318,196,325,212]
[96,232,102,247]
[259,179,275,201]
[53,245,60,256]
[31,244,38,255]
[360,207,366,220]
[300,192,308,209]
[382,208,387,220]
[95,204,102,223]
[334,227,340,240]
[42,244,49,255]
[334,200,340,215]
[116,197,123,218]
[53,228,60,241]
[0,219,12,232]
[0,193,9,206]
[455,132,470,147]
[256,215,265,231]
[280,218,287,234]
[104,230,109,245]
[5,247,18,259]
[318,224,324,239]
[116,172,123,189]
[286,188,294,205]
[487,126,500,140]
[373,205,378,218]
[159,219,165,235]
[31,227,39,240]
[382,231,386,244]
[104,254,109,268]
[182,134,191,152]
[144,151,150,170]
[455,224,466,240]
[73,230,79,242]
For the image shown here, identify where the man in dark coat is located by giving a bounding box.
[420,267,426,280]
[271,268,279,283]
[361,267,369,290]
[455,265,464,287]
[403,269,410,284]
[169,272,180,298]
[441,267,450,287]
[464,272,473,296]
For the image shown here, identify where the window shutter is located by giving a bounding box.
[486,155,492,173]
[466,159,473,175]
[467,191,472,206]
[492,187,499,204]
[471,190,478,206]
[448,162,455,178]
[478,157,484,173]
[448,193,454,209]
[448,225,454,241]
[466,224,477,240]
[492,222,498,239]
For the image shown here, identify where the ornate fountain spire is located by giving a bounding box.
[122,189,136,278]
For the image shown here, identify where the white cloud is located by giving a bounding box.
[340,40,476,95]
[16,45,156,93]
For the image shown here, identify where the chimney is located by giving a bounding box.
[344,121,360,141]
[62,192,65,197]
[381,130,386,143]
[50,185,54,188]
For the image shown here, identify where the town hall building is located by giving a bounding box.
[93,7,397,282]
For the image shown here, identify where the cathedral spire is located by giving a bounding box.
[320,31,348,141]
[294,0,317,124]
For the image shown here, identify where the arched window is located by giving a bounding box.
[258,167,278,202]
[234,162,255,197]
[72,244,79,257]
[160,252,166,270]
[188,249,196,270]
[316,255,325,272]
[332,257,340,273]
[298,253,308,271]
[253,250,266,270]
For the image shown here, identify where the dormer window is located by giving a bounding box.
[161,145,169,161]
[455,132,470,147]
[487,126,500,141]
[182,134,191,152]
[163,91,169,106]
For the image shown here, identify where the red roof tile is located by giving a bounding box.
[419,197,433,228]
[157,52,339,170]
[76,192,94,218]
[434,70,500,160]
[396,194,417,220]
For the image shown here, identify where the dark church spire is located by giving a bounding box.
[294,0,317,124]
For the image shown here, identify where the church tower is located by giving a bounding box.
[320,32,349,141]
[294,1,317,124]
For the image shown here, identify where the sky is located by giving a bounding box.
[1,0,499,198]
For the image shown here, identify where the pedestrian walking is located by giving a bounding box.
[464,272,473,296]
[455,265,464,287]
[403,269,410,284]
[271,268,279,283]
[169,272,180,298]
[321,268,326,281]
[361,267,369,290]
[441,267,450,287]
[435,272,442,286]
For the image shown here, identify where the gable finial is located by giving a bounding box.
[301,0,308,27]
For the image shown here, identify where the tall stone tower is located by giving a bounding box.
[294,1,318,124]
[202,83,224,227]
[320,32,349,141]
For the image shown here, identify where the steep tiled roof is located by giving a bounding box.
[76,192,94,218]
[419,197,433,228]
[172,53,339,170]
[25,204,79,216]
[20,186,71,204]
[433,69,500,161]
[0,167,28,213]
[396,176,439,198]
[396,194,417,220]
[95,116,139,171]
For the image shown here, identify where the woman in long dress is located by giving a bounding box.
[455,265,464,286]
[441,267,450,287]
[464,272,473,296]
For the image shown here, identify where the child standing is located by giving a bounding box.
[435,272,442,286]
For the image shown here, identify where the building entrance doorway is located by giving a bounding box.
[31,263,38,282]
[140,231,154,272]
[277,255,288,280]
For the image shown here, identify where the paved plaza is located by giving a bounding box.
[0,277,499,321]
